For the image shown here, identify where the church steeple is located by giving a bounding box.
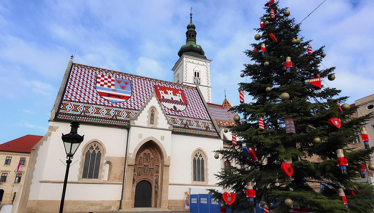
[177,12,206,59]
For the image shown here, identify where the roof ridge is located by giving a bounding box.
[73,63,198,89]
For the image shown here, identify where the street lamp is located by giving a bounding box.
[59,121,84,213]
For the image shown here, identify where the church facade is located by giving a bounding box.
[18,14,236,213]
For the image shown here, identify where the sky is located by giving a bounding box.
[0,0,374,144]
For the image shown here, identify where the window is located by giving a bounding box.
[193,150,206,182]
[14,173,22,183]
[20,157,26,166]
[1,173,7,182]
[82,143,102,179]
[4,156,11,165]
[150,109,155,125]
[193,67,201,85]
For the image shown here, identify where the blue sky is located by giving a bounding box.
[1,0,374,144]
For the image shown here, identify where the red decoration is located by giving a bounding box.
[305,74,321,89]
[259,118,264,129]
[338,189,348,208]
[336,149,348,174]
[328,118,341,129]
[361,164,366,178]
[248,148,258,161]
[284,57,293,71]
[253,48,258,52]
[261,43,266,55]
[269,33,278,42]
[240,90,244,103]
[281,163,294,177]
[260,21,264,29]
[265,0,274,6]
[270,9,275,18]
[264,205,269,213]
[308,45,312,55]
[337,102,343,112]
[232,134,237,146]
[361,129,369,141]
[246,184,256,204]
[222,192,236,206]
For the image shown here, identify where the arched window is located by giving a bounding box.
[193,67,201,85]
[148,107,158,127]
[82,142,103,179]
[150,109,155,125]
[192,150,206,182]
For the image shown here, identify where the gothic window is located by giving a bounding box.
[148,107,158,127]
[82,142,103,179]
[150,109,155,125]
[193,68,201,85]
[193,150,206,182]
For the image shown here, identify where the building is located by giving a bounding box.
[18,14,235,213]
[0,135,42,206]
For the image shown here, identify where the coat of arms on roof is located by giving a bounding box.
[96,74,132,102]
[155,86,187,112]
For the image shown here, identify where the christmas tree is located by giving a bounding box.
[211,1,374,213]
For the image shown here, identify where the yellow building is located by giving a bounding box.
[0,135,42,205]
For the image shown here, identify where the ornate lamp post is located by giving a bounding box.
[59,121,84,213]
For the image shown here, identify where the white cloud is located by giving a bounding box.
[23,109,34,114]
[0,34,70,78]
[17,121,48,132]
[135,57,165,79]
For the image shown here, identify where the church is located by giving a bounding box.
[18,13,237,213]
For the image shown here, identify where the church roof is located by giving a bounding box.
[0,135,42,153]
[207,99,236,127]
[56,63,219,137]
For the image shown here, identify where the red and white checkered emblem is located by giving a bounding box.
[96,74,115,89]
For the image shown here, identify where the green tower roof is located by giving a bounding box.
[177,12,206,59]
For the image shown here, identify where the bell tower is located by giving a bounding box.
[172,12,212,103]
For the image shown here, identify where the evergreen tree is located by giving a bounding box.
[211,1,374,212]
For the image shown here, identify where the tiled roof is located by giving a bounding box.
[57,63,218,136]
[207,99,236,127]
[0,135,42,153]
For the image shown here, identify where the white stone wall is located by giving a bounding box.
[172,55,212,103]
[168,134,223,199]
[37,183,122,200]
[29,121,128,201]
[40,122,127,182]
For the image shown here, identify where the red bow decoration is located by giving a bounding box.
[222,192,236,206]
[269,33,278,42]
[265,0,274,6]
[281,163,294,177]
[248,148,258,161]
[328,118,341,129]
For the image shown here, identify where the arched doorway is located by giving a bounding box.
[0,189,4,203]
[134,180,152,207]
[132,141,162,208]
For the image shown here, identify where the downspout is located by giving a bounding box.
[119,127,130,210]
